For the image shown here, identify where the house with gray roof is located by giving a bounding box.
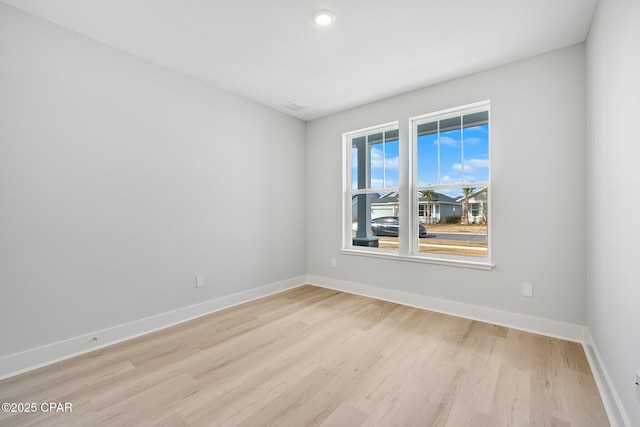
[351,192,462,223]
[456,187,488,224]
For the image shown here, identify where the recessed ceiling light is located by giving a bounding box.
[313,10,335,27]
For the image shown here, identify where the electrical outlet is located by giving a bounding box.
[522,282,533,298]
[331,258,337,268]
[196,274,204,288]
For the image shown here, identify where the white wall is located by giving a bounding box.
[307,44,587,326]
[586,0,640,425]
[2,4,637,423]
[0,4,306,358]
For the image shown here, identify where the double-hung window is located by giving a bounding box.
[343,101,491,268]
[412,101,490,262]
[345,123,400,251]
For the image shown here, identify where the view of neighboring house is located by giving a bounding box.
[456,188,488,224]
[417,192,461,224]
[351,192,463,223]
[370,193,401,218]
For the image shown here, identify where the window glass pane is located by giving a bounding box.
[385,129,399,140]
[346,104,490,263]
[417,188,488,258]
[369,132,399,189]
[439,117,462,184]
[463,111,488,127]
[351,192,399,251]
[462,121,489,183]
[417,113,488,187]
[351,136,366,189]
[417,121,438,186]
[351,146,358,190]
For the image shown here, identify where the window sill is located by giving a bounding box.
[340,248,495,270]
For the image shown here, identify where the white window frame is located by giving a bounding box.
[342,121,399,255]
[341,101,493,270]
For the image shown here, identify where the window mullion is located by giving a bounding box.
[461,119,465,182]
[410,121,418,256]
[343,102,490,265]
[382,135,386,188]
[398,124,411,256]
[437,120,441,185]
[408,100,490,262]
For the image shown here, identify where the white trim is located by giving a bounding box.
[307,274,584,342]
[410,100,491,123]
[342,121,399,139]
[1,274,624,427]
[410,100,492,265]
[340,248,495,270]
[0,275,306,380]
[343,121,400,251]
[309,274,626,425]
[582,330,631,427]
[350,188,400,195]
[416,181,489,191]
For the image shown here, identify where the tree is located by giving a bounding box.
[478,188,488,225]
[420,190,437,224]
[461,187,475,228]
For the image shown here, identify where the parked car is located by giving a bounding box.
[371,216,427,237]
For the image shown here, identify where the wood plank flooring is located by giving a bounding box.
[0,285,609,426]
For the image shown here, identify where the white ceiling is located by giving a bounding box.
[2,0,598,121]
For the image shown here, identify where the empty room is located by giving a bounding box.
[0,0,638,426]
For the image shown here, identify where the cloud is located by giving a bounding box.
[463,137,483,146]
[370,146,399,170]
[452,158,489,173]
[352,149,398,171]
[352,146,398,189]
[439,136,459,147]
[466,158,489,168]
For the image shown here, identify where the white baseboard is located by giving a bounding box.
[306,275,586,343]
[0,275,306,380]
[308,275,632,426]
[583,330,631,427]
[3,274,628,427]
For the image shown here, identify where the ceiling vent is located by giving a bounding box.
[284,100,308,111]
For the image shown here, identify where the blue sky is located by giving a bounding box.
[352,140,400,190]
[352,123,489,197]
[417,123,489,187]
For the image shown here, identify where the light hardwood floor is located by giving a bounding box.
[0,285,609,426]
